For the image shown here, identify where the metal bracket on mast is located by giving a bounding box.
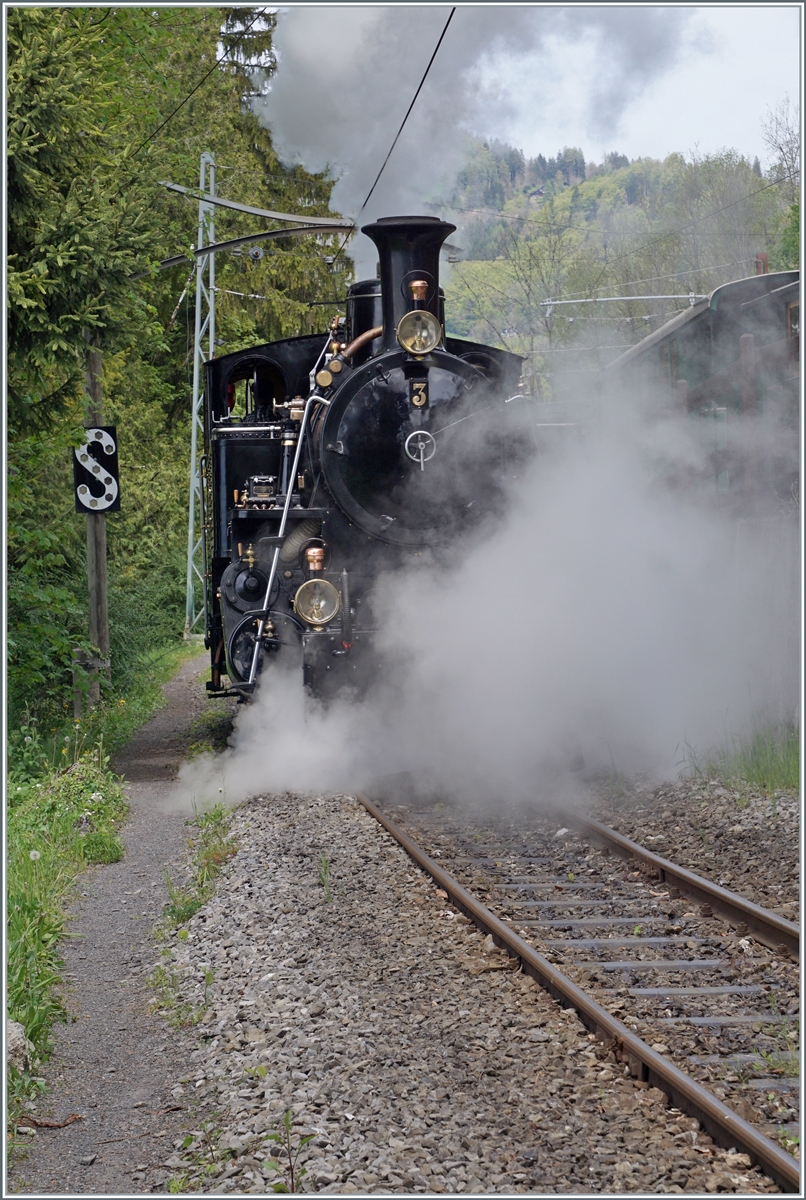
[185,152,216,638]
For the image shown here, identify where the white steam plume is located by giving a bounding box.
[255,6,701,272]
[173,398,798,815]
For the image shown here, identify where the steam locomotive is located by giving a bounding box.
[202,216,524,700]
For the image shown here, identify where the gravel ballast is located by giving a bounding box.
[154,791,781,1194]
[587,779,800,919]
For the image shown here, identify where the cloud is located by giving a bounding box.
[255,6,701,270]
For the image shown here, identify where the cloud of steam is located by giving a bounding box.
[255,6,701,272]
[173,397,798,816]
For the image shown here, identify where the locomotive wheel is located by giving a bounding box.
[226,610,304,685]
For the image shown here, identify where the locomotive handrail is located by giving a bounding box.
[246,389,331,686]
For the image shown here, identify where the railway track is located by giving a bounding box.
[358,787,801,1193]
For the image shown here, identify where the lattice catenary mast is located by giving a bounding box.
[185,152,216,637]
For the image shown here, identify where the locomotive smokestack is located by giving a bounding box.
[361,216,456,353]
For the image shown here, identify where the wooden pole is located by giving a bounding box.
[83,337,111,703]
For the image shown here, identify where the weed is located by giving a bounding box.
[148,962,206,1029]
[600,745,631,802]
[163,870,205,925]
[757,1015,799,1076]
[160,1120,237,1192]
[263,1109,314,1193]
[6,1068,47,1142]
[778,1130,800,1155]
[192,804,237,886]
[160,808,235,925]
[184,709,235,759]
[758,1049,800,1078]
[633,925,642,937]
[149,806,236,1026]
[5,647,203,1100]
[318,853,333,903]
[679,720,799,793]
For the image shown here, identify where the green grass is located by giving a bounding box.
[7,640,205,784]
[149,805,237,1026]
[5,641,205,1131]
[184,707,235,760]
[6,747,128,1128]
[680,720,799,794]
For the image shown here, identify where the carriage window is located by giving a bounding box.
[787,301,799,338]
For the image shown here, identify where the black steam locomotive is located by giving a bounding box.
[202,216,524,700]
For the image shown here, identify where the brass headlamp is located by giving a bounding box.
[293,578,341,627]
[396,308,442,356]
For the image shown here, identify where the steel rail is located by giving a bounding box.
[564,814,800,958]
[357,792,801,1194]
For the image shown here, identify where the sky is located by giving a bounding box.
[489,5,802,165]
[260,3,801,233]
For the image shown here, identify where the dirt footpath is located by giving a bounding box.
[8,654,217,1196]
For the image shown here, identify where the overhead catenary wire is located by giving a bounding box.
[323,5,458,280]
[582,169,799,296]
[357,7,456,219]
[119,7,271,168]
[453,167,794,302]
[167,266,196,329]
[551,259,759,301]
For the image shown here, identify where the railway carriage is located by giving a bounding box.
[600,270,800,506]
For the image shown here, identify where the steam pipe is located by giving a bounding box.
[342,325,383,359]
[246,392,330,686]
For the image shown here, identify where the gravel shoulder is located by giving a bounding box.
[7,653,219,1196]
[584,778,800,919]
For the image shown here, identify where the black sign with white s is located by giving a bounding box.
[73,426,120,513]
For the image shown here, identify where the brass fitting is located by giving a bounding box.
[304,546,325,572]
[409,279,429,303]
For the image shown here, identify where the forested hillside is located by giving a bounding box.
[443,135,799,396]
[7,7,349,745]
